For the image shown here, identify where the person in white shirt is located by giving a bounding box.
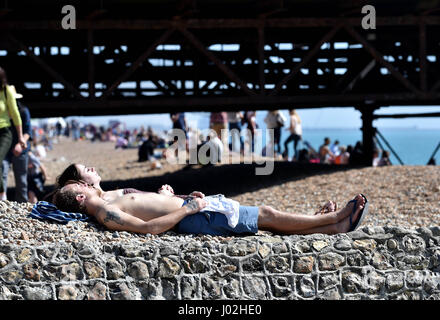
[330,140,340,156]
[264,110,286,156]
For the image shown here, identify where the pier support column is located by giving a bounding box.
[358,105,377,166]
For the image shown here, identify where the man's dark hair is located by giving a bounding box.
[52,188,87,214]
[56,164,82,188]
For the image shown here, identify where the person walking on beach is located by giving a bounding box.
[227,111,244,154]
[2,86,32,202]
[283,109,302,161]
[264,110,285,156]
[0,67,26,201]
[209,112,228,148]
[52,179,368,237]
[170,112,189,154]
[243,111,258,154]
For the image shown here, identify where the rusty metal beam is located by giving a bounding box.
[3,16,440,30]
[101,28,175,99]
[26,91,440,118]
[5,33,84,100]
[344,25,424,97]
[342,59,376,93]
[374,112,440,119]
[269,24,342,96]
[178,27,256,96]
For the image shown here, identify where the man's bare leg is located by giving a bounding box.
[273,202,364,235]
[257,194,365,234]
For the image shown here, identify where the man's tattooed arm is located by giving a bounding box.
[103,210,125,226]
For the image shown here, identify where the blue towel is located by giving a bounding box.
[29,201,90,224]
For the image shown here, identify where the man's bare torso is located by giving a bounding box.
[102,192,185,222]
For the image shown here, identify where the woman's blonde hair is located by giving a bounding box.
[289,109,301,123]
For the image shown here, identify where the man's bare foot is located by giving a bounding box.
[331,194,365,223]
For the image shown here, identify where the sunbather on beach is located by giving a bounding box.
[51,178,368,236]
[52,163,341,217]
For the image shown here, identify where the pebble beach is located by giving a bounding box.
[1,136,439,245]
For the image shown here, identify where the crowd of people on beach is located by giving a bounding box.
[29,110,395,171]
[165,110,393,167]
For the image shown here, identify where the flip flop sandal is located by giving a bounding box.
[348,194,369,232]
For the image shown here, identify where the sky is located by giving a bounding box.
[59,105,440,131]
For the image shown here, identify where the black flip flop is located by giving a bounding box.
[348,194,369,232]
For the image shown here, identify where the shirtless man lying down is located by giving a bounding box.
[52,181,368,237]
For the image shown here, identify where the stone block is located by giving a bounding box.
[23,261,41,281]
[180,276,200,300]
[212,256,238,276]
[201,277,222,300]
[402,235,426,254]
[87,282,107,300]
[318,272,339,291]
[128,261,150,280]
[242,255,264,273]
[59,262,83,281]
[318,252,345,271]
[296,275,316,299]
[84,260,104,279]
[334,239,352,251]
[106,257,125,280]
[342,272,365,294]
[57,285,79,300]
[0,253,10,268]
[353,239,377,252]
[21,286,52,300]
[182,253,210,274]
[226,240,257,257]
[386,272,404,292]
[293,256,314,274]
[265,255,290,273]
[222,275,241,300]
[157,257,180,278]
[242,277,268,300]
[270,276,293,298]
[0,270,23,285]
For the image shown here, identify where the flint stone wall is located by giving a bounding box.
[1,226,440,300]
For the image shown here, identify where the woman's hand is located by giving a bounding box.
[158,184,174,196]
[189,191,205,198]
[184,198,208,214]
